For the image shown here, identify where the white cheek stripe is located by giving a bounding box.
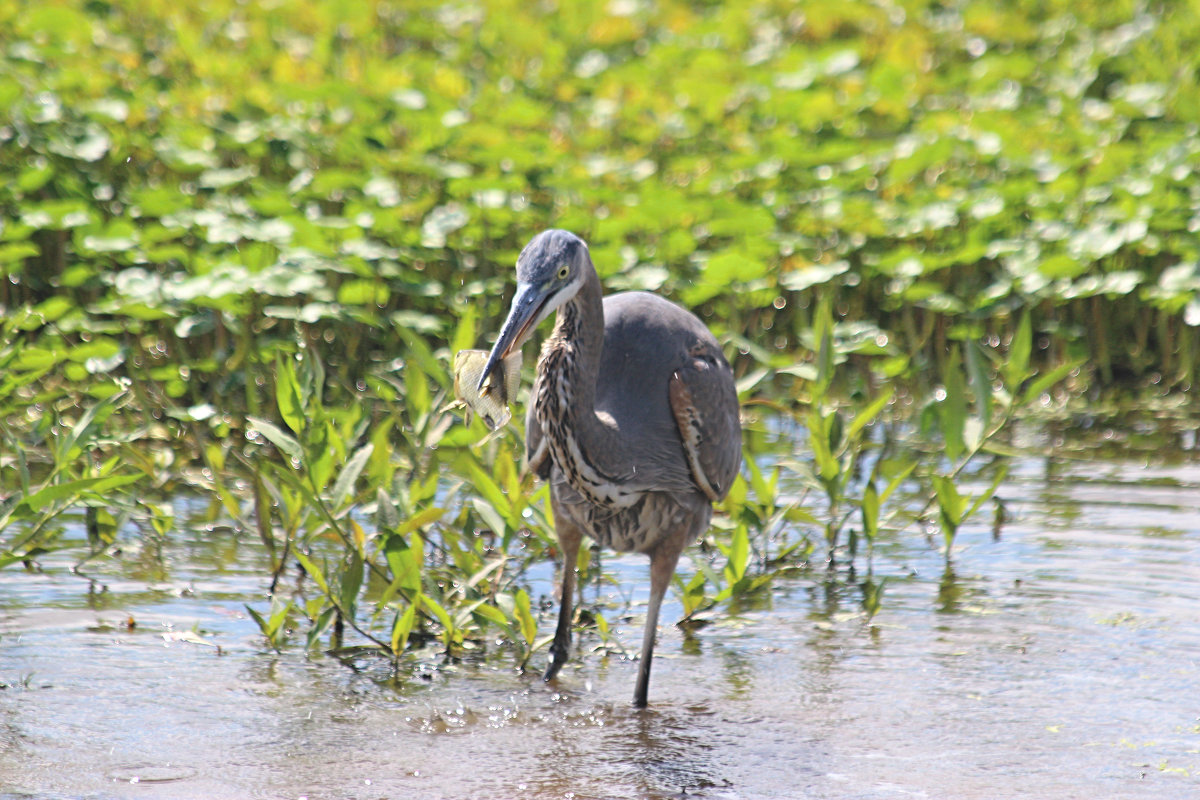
[534,274,585,328]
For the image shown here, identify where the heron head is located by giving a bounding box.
[479,230,589,391]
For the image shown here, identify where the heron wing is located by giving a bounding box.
[668,343,742,502]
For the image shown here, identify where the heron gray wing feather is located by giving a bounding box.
[590,291,741,500]
[669,344,742,501]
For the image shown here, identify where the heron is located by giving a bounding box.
[479,229,741,707]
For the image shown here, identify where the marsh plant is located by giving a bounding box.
[2,0,1198,665]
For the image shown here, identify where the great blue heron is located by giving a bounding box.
[480,229,742,707]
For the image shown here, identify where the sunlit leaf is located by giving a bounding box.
[330,443,374,508]
[391,601,419,654]
[1005,313,1032,391]
[22,474,142,512]
[513,588,538,646]
[939,347,967,463]
[861,483,879,542]
[340,551,364,617]
[247,416,302,462]
[846,387,892,441]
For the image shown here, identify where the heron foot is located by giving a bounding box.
[542,646,567,682]
[542,652,564,686]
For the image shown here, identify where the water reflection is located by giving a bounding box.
[718,649,754,700]
[522,701,734,799]
[935,564,968,613]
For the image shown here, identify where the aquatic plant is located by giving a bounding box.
[1,0,1197,662]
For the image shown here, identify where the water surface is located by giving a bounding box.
[2,449,1198,799]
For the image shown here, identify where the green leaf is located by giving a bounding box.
[965,339,992,428]
[846,387,892,441]
[932,474,965,550]
[384,534,423,594]
[807,411,840,485]
[339,551,364,617]
[0,242,39,264]
[1020,360,1085,405]
[678,570,710,618]
[306,606,337,651]
[268,597,292,632]
[932,475,964,526]
[735,367,770,397]
[513,588,538,646]
[406,361,431,420]
[827,409,845,454]
[880,461,916,504]
[814,301,835,399]
[861,576,886,619]
[246,599,292,651]
[472,601,509,628]
[246,604,272,637]
[965,465,1009,522]
[396,506,445,536]
[247,416,302,462]
[471,497,507,537]
[391,600,419,654]
[421,594,455,637]
[743,455,775,507]
[461,457,513,518]
[275,356,305,436]
[305,420,335,493]
[294,550,330,595]
[451,303,478,355]
[396,327,449,390]
[724,524,750,583]
[1005,312,1033,391]
[465,558,507,592]
[939,347,967,463]
[23,474,142,512]
[330,443,374,508]
[56,391,123,466]
[861,483,880,542]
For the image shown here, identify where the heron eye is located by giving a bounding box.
[557,265,569,280]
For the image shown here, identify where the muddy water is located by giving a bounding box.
[2,449,1199,799]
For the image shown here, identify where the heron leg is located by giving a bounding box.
[633,537,686,708]
[543,515,582,682]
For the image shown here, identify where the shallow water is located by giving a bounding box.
[2,449,1199,799]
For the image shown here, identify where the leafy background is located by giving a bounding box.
[2,0,1198,660]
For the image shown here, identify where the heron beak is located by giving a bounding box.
[479,281,549,392]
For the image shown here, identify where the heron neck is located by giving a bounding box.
[553,268,604,410]
[538,267,629,489]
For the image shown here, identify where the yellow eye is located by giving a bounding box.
[557,265,569,280]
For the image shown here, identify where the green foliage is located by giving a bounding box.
[246,598,294,653]
[1,0,1198,398]
[3,0,1198,666]
[226,348,545,661]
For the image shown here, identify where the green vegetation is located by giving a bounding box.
[2,0,1198,663]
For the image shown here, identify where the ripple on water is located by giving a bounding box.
[106,764,197,785]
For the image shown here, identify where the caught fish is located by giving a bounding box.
[453,349,522,430]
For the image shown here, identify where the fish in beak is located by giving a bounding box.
[477,281,552,395]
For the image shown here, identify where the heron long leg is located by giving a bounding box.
[633,536,687,708]
[543,515,583,682]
